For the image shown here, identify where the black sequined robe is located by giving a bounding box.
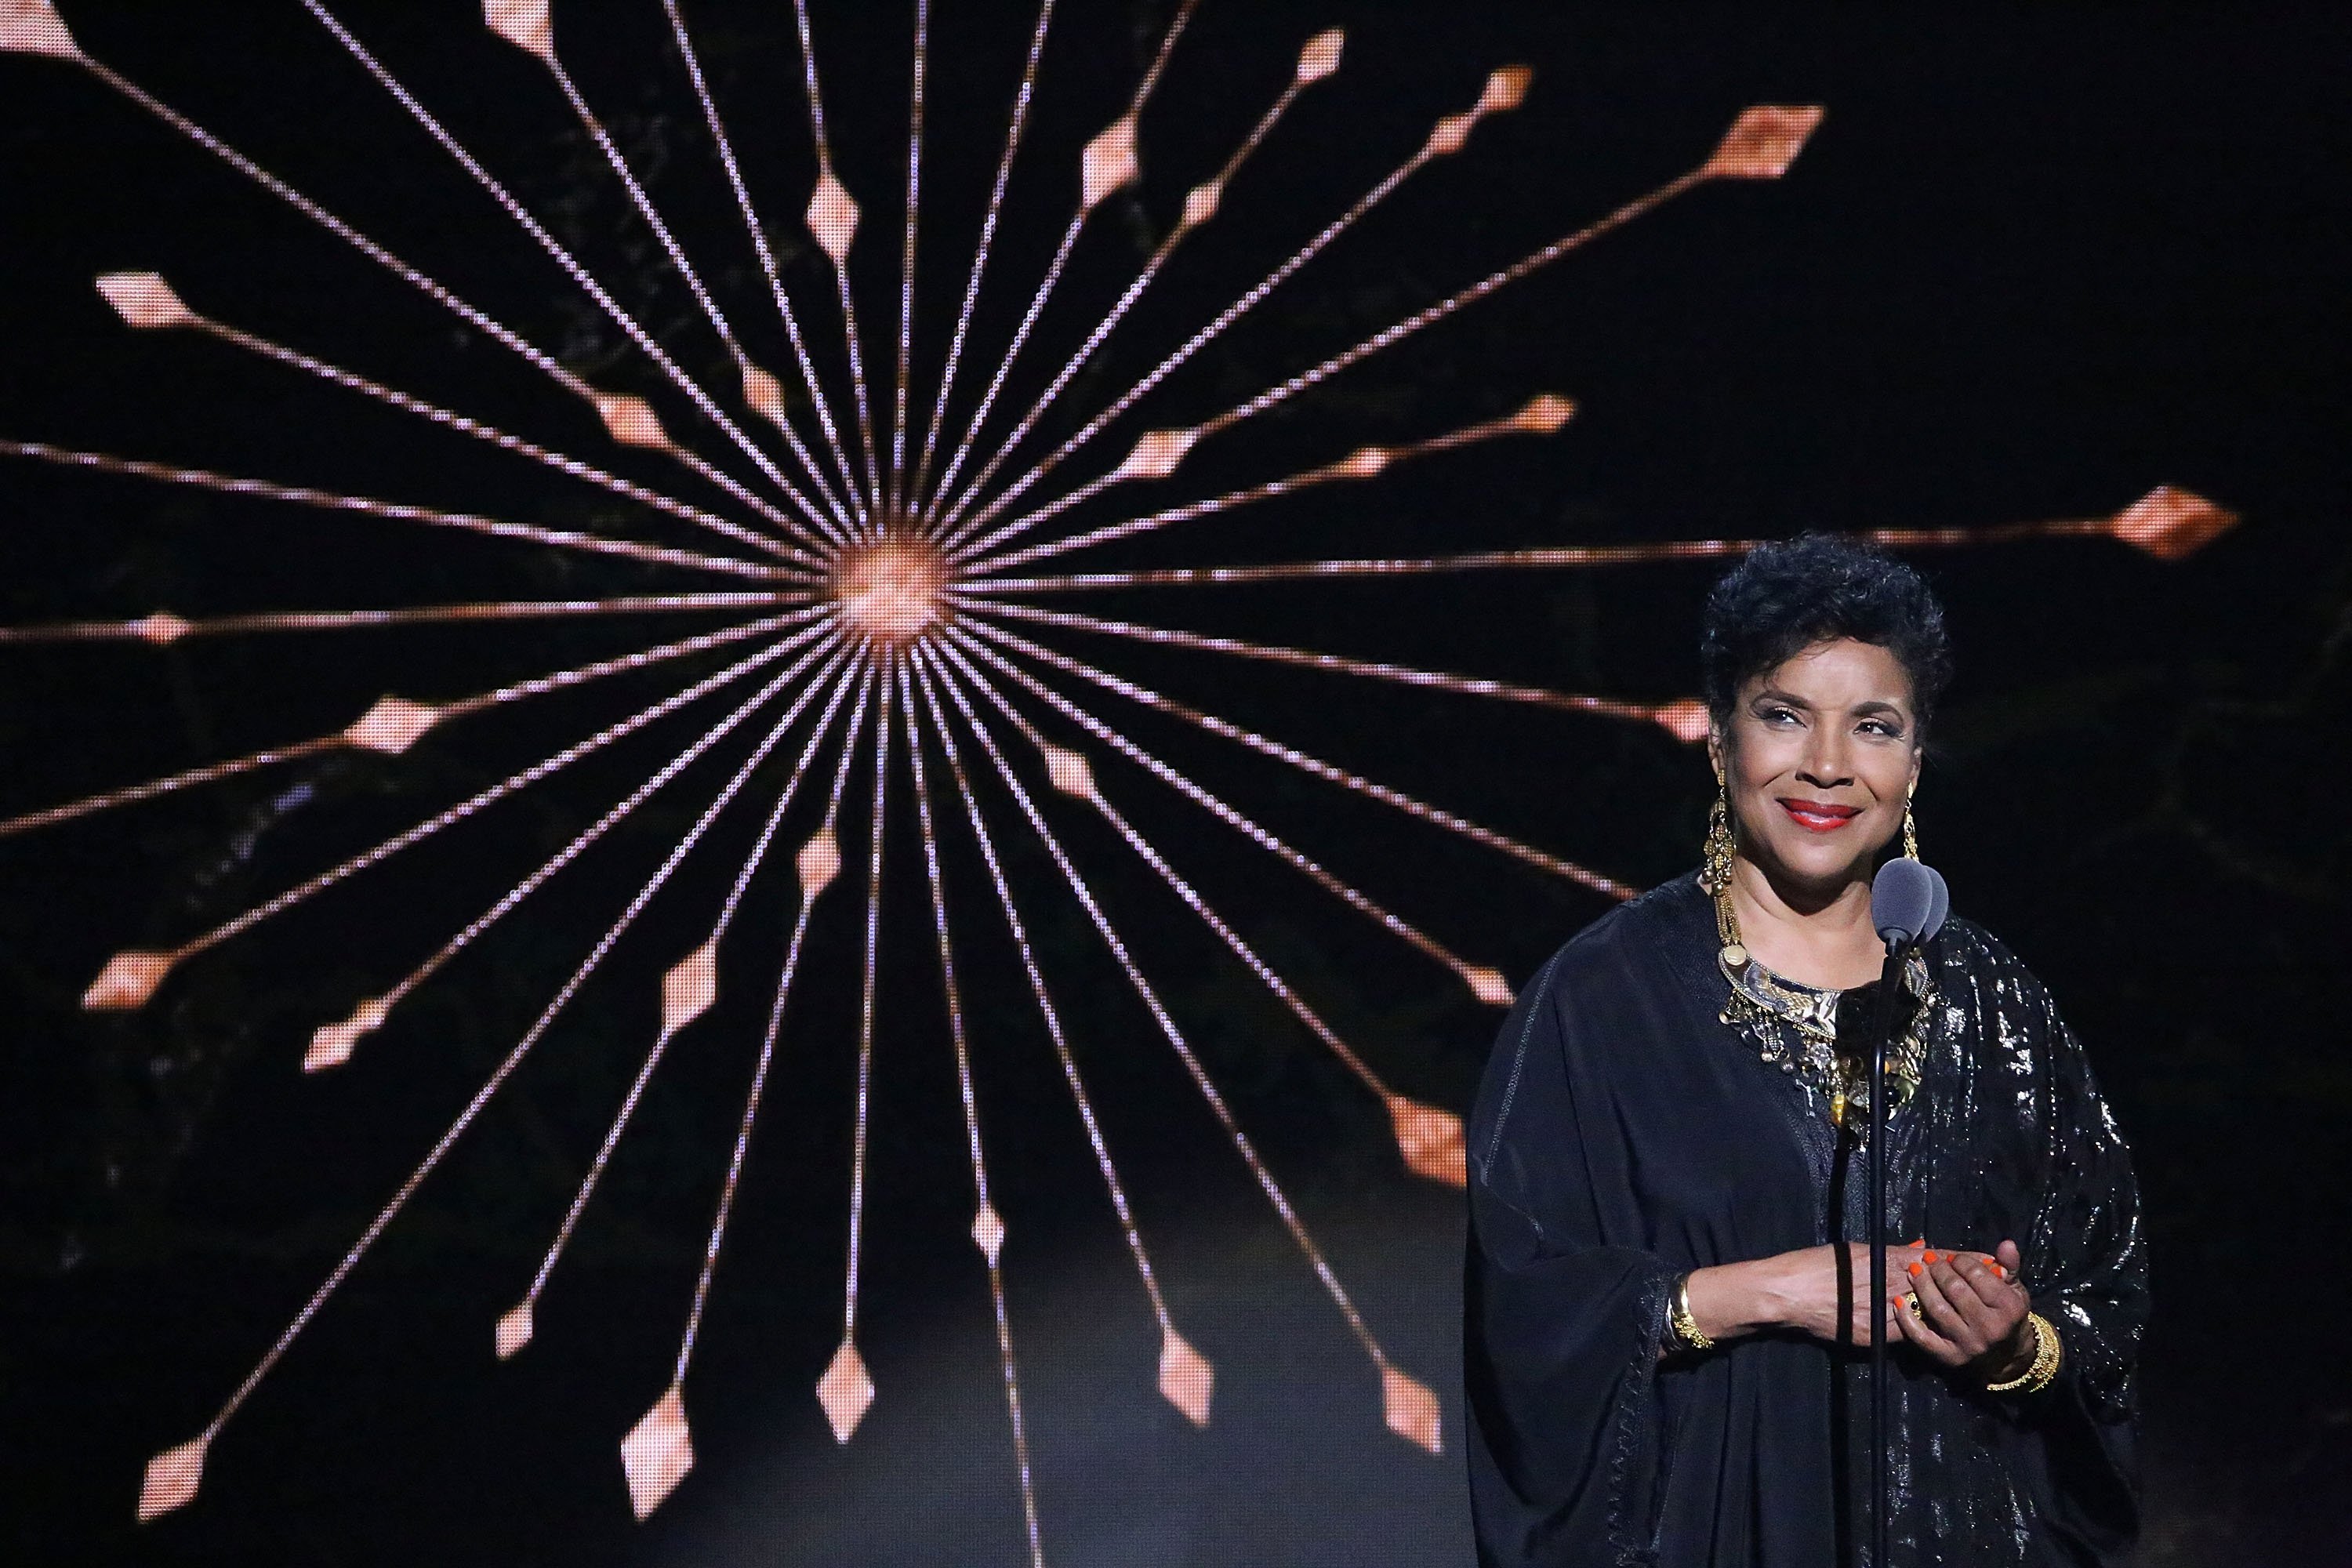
[1464,873,2147,1566]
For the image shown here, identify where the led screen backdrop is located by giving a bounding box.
[2,2,2345,1565]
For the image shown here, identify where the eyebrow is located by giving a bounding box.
[1750,688,1912,721]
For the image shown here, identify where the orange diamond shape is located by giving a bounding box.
[1704,104,1825,180]
[817,1338,874,1443]
[1381,1364,1442,1454]
[1080,114,1139,212]
[807,172,859,263]
[619,1385,694,1519]
[1158,1327,1214,1427]
[137,1435,209,1521]
[2108,485,2238,561]
[1387,1095,1466,1188]
[83,949,176,1012]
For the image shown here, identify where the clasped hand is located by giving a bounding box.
[1686,1239,2035,1381]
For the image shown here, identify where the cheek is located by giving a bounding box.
[1730,735,1801,793]
[1862,750,1917,803]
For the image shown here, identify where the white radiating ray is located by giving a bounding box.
[906,649,1202,1428]
[919,646,1443,1453]
[134,616,863,1517]
[886,1,929,516]
[822,656,898,1443]
[966,597,1692,733]
[961,490,2245,592]
[100,271,820,568]
[958,615,1639,900]
[786,0,884,516]
[660,0,866,528]
[516,17,860,540]
[921,0,1202,517]
[0,593,784,650]
[525,656,869,1521]
[304,634,855,1074]
[968,396,1574,575]
[938,634,1468,1185]
[0,437,795,582]
[0,0,2234,1548]
[5,610,816,843]
[945,626,1510,1015]
[299,1,831,543]
[666,662,872,1374]
[910,0,1057,512]
[77,620,836,1014]
[896,663,1047,1566]
[937,27,1344,533]
[933,61,1540,551]
[34,20,817,543]
[503,654,869,1373]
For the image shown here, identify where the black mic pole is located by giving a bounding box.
[1864,856,1944,1565]
[1860,854,1944,1568]
[1866,935,1903,1568]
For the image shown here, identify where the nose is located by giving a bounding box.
[1795,728,1853,791]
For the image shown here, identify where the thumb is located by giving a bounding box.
[1995,1238,2023,1275]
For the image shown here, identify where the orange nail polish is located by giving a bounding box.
[1924,1250,1939,1265]
[1993,1264,2006,1279]
[1907,1261,1922,1277]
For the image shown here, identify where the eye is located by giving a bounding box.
[1857,717,1906,739]
[1760,705,1800,726]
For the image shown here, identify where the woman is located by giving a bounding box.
[1464,536,2147,1566]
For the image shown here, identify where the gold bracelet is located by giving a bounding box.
[1669,1273,1715,1352]
[1985,1311,2062,1395]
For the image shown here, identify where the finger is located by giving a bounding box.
[1850,1274,1904,1345]
[1916,1261,1990,1357]
[1893,1291,1967,1366]
[1929,1261,2003,1345]
[1996,1238,2024,1277]
[1947,1254,2020,1315]
[1932,1261,2026,1361]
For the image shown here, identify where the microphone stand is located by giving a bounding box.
[1863,933,1911,1568]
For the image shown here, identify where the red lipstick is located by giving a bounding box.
[1778,797,1861,833]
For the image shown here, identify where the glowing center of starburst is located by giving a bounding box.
[833,530,949,647]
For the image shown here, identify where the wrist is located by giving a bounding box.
[1984,1311,2063,1395]
[1985,1327,2037,1384]
[1683,1261,1769,1341]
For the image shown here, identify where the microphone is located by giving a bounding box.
[1862,851,1946,1568]
[1870,856,1946,949]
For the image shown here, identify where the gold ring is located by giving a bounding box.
[1904,1292,1925,1321]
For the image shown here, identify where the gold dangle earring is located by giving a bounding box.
[1700,781,1737,895]
[1902,792,1921,860]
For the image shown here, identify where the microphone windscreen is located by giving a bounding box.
[1871,857,1936,945]
[1921,866,1950,944]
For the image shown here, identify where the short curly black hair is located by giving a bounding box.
[1700,534,1954,730]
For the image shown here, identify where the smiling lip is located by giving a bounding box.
[1779,798,1862,833]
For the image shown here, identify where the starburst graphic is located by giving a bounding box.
[0,0,2236,1553]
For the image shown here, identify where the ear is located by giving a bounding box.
[1707,724,1728,789]
[1907,744,1923,796]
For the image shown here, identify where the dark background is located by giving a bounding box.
[2,2,2347,1563]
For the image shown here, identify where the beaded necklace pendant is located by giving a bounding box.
[1715,943,1933,1127]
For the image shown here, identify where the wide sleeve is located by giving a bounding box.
[1463,946,1678,1567]
[2001,968,2151,1564]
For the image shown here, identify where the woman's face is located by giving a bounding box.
[1711,637,1921,895]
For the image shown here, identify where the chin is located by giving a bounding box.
[1761,829,1879,889]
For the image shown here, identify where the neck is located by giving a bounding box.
[1724,853,1884,989]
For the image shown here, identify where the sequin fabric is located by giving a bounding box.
[1729,912,2150,1566]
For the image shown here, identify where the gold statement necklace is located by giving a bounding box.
[1708,877,1933,1128]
